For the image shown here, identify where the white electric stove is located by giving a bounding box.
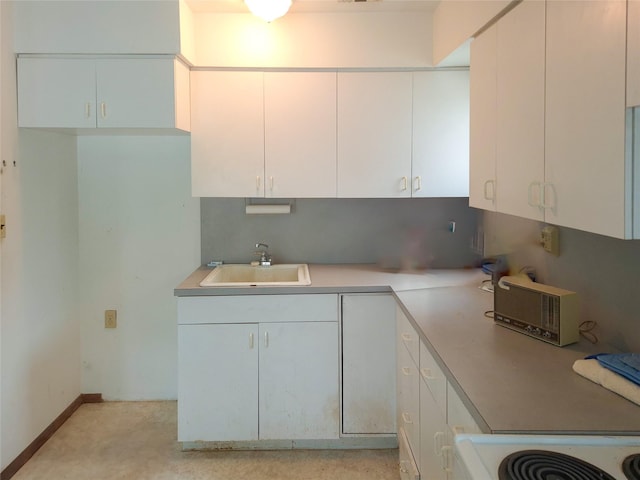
[453,434,640,480]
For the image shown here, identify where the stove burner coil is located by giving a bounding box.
[623,454,640,480]
[498,450,615,480]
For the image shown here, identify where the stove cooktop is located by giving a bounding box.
[499,450,617,480]
[454,434,640,480]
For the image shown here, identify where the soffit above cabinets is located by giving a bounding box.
[185,0,440,14]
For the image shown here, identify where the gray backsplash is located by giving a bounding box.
[483,211,640,352]
[201,197,481,269]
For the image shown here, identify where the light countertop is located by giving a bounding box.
[174,264,487,296]
[175,264,640,435]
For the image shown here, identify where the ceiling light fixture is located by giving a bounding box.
[245,0,292,22]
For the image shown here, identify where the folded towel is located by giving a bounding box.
[587,353,640,386]
[573,358,640,407]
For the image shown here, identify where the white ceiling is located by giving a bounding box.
[186,0,441,14]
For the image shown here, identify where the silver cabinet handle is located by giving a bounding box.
[249,333,254,349]
[264,331,269,348]
[85,102,91,118]
[414,176,422,192]
[401,176,408,191]
[100,102,106,119]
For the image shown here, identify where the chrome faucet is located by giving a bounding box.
[255,243,272,266]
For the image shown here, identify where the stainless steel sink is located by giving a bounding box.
[199,264,311,287]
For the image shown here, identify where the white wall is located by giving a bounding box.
[432,0,512,65]
[192,10,433,68]
[13,0,181,55]
[77,136,200,400]
[1,128,81,468]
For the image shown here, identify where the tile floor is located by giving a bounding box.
[12,401,399,480]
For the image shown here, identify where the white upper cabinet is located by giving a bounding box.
[191,71,265,198]
[17,57,189,131]
[192,71,337,198]
[192,70,469,199]
[412,70,469,198]
[337,72,413,198]
[545,0,628,237]
[470,0,637,239]
[470,0,544,217]
[628,0,640,107]
[264,72,337,198]
[18,58,95,128]
[469,23,498,211]
[495,0,545,221]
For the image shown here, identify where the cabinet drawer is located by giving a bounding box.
[178,294,338,324]
[447,383,482,435]
[399,428,420,480]
[419,340,447,417]
[397,307,420,364]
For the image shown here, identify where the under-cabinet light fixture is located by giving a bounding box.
[245,0,292,22]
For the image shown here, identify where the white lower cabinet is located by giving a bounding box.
[259,321,339,440]
[397,306,484,480]
[177,294,339,443]
[398,329,421,453]
[420,380,448,480]
[419,340,448,480]
[341,294,396,435]
[399,427,421,480]
[178,323,259,442]
[446,383,482,437]
[397,308,421,475]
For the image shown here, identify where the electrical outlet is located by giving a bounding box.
[105,310,117,329]
[541,226,560,256]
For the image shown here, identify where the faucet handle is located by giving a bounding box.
[256,242,269,250]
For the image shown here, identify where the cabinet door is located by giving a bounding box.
[545,0,628,237]
[419,380,447,480]
[495,0,545,220]
[341,294,396,434]
[264,72,337,198]
[191,71,265,197]
[447,383,481,436]
[96,59,179,128]
[259,322,339,440]
[17,57,96,128]
[412,70,469,198]
[337,72,412,198]
[469,25,498,210]
[178,324,259,442]
[628,0,640,107]
[397,323,420,457]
